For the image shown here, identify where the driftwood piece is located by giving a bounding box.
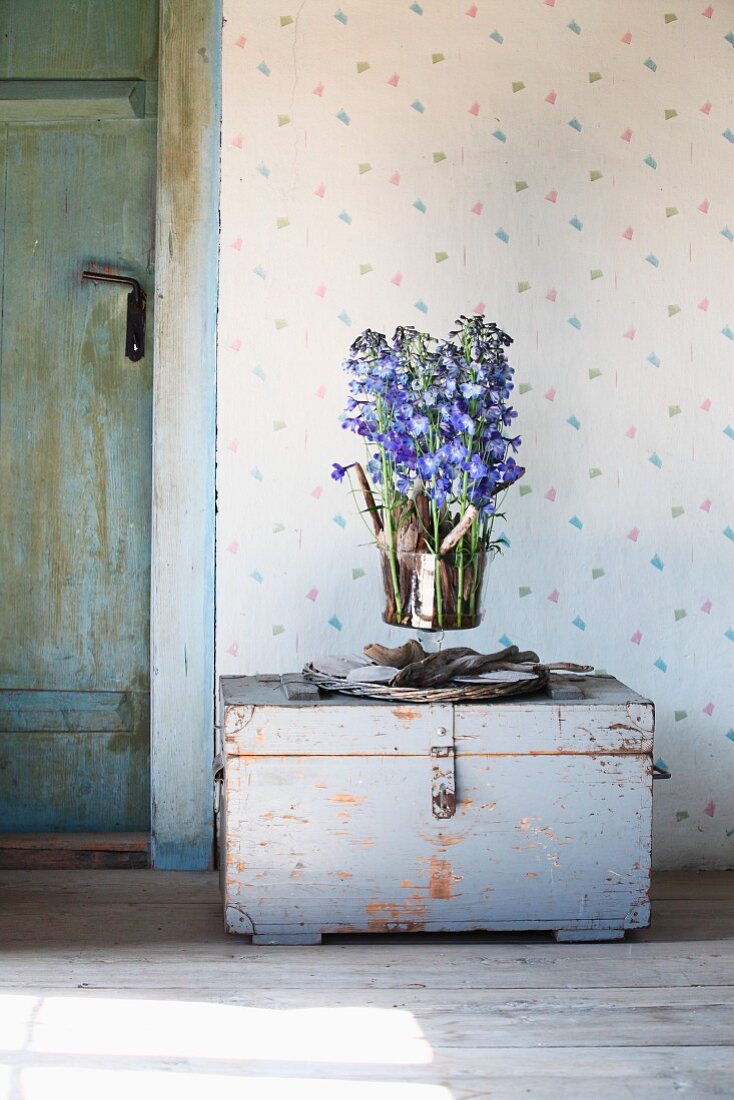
[396,520,419,554]
[364,639,427,669]
[543,662,594,672]
[414,492,431,552]
[353,462,383,541]
[391,645,482,687]
[391,645,545,688]
[439,506,478,556]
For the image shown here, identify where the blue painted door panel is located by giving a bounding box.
[0,2,158,831]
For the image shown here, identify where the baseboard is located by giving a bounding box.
[0,832,150,869]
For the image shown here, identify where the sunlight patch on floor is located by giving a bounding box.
[0,994,450,1100]
[2,1067,453,1100]
[1,993,432,1064]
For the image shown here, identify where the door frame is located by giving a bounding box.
[151,0,221,869]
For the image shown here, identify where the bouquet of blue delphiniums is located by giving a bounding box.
[332,315,524,630]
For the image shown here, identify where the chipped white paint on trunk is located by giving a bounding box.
[219,676,654,944]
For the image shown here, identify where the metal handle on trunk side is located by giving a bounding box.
[212,753,224,814]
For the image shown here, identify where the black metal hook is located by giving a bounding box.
[82,270,146,361]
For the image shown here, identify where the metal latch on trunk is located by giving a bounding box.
[431,726,456,819]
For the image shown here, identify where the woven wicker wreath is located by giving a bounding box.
[303,642,592,704]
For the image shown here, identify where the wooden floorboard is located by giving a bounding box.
[0,870,732,1099]
[0,832,150,869]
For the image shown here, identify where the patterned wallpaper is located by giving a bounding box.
[217,0,734,869]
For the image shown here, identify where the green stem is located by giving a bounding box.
[432,504,443,629]
[456,471,469,628]
[380,451,402,621]
[468,517,480,621]
[373,391,402,621]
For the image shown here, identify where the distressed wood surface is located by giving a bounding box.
[0,729,148,832]
[224,701,652,756]
[0,832,149,869]
[221,698,454,756]
[0,870,731,1099]
[0,40,157,828]
[0,79,147,120]
[221,675,654,756]
[223,753,651,936]
[3,983,733,1047]
[454,698,653,754]
[0,120,155,693]
[0,123,5,382]
[150,0,220,870]
[0,690,148,733]
[0,832,149,851]
[220,678,653,942]
[222,673,650,709]
[0,1,159,80]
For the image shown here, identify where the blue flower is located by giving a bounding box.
[331,462,352,482]
[334,314,522,555]
[366,456,382,484]
[487,432,506,459]
[417,452,441,478]
[467,454,487,480]
[410,414,430,436]
[450,408,476,434]
[442,440,468,464]
[498,457,524,484]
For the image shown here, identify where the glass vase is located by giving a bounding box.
[379,548,489,631]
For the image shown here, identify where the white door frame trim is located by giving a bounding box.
[151,0,220,869]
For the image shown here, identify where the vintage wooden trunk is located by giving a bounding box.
[217,674,654,945]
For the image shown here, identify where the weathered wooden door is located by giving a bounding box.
[0,1,158,832]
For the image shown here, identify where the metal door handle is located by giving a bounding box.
[82,270,146,361]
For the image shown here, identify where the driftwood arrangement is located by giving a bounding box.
[354,463,509,551]
[367,642,541,687]
[379,548,487,630]
[351,462,513,630]
[305,643,593,704]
